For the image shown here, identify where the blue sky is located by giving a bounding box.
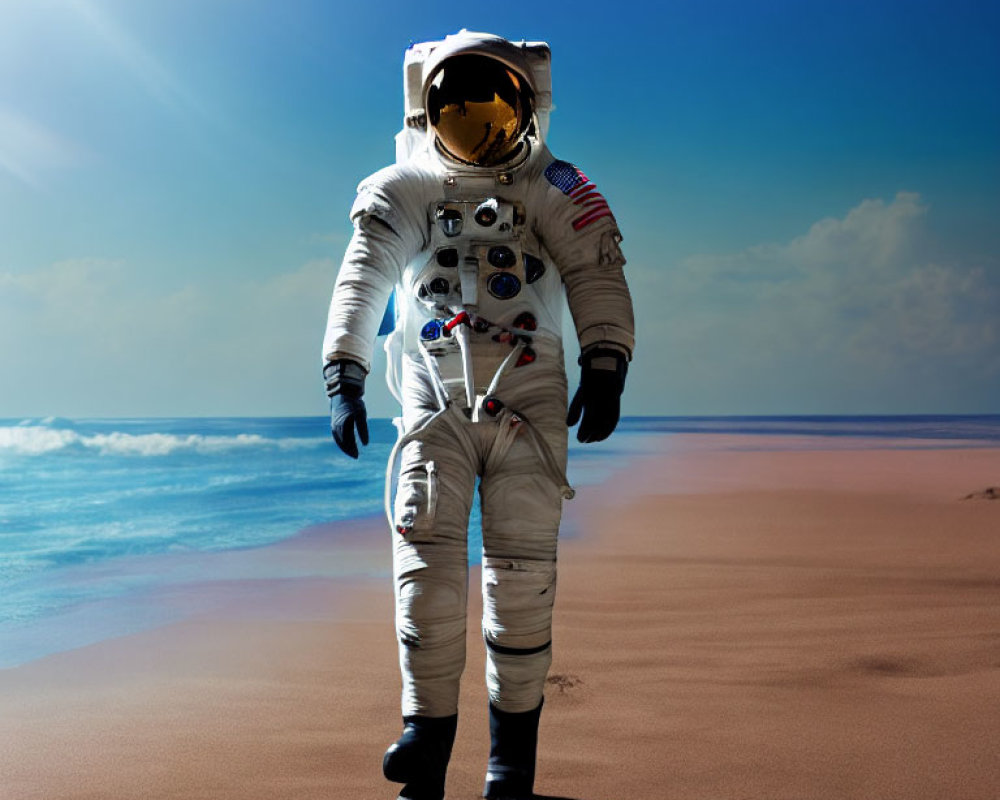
[1,0,997,417]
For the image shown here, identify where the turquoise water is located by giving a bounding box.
[1,414,997,668]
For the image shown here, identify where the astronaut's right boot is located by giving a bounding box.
[483,701,543,799]
[383,714,459,800]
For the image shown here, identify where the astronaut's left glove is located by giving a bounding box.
[324,359,369,459]
[566,347,629,443]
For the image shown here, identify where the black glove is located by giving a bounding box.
[324,359,369,459]
[566,347,628,443]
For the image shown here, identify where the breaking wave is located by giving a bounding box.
[0,424,323,456]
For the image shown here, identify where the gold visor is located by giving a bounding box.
[427,56,531,167]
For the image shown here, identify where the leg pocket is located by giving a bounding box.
[394,459,438,535]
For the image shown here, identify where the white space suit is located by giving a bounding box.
[322,30,634,800]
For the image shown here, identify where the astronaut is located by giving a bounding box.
[322,31,634,800]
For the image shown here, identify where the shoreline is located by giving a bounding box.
[3,427,997,670]
[0,513,393,671]
[2,435,998,799]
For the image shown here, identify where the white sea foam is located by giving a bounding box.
[0,426,322,456]
[17,416,77,428]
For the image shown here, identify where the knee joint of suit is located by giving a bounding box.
[397,572,466,649]
[481,557,556,654]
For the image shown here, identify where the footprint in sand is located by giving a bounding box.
[851,651,999,678]
[546,673,584,693]
[853,656,919,676]
[963,486,999,500]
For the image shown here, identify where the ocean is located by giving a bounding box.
[2,414,998,669]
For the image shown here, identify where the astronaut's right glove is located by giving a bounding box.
[324,359,369,459]
[566,347,629,443]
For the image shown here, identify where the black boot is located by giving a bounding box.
[483,701,543,800]
[383,714,458,800]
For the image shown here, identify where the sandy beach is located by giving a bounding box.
[1,435,998,800]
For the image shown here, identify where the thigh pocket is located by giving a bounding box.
[394,459,438,535]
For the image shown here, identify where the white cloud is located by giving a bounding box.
[0,258,340,417]
[630,192,1000,413]
[784,192,926,271]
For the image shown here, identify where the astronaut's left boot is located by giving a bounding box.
[483,701,543,800]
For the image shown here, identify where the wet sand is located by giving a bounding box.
[1,436,998,799]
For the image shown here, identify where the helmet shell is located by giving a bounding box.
[398,30,552,162]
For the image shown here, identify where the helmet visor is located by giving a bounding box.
[427,55,532,167]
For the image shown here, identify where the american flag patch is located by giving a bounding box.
[543,160,614,231]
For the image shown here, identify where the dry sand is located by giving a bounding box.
[1,436,998,800]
